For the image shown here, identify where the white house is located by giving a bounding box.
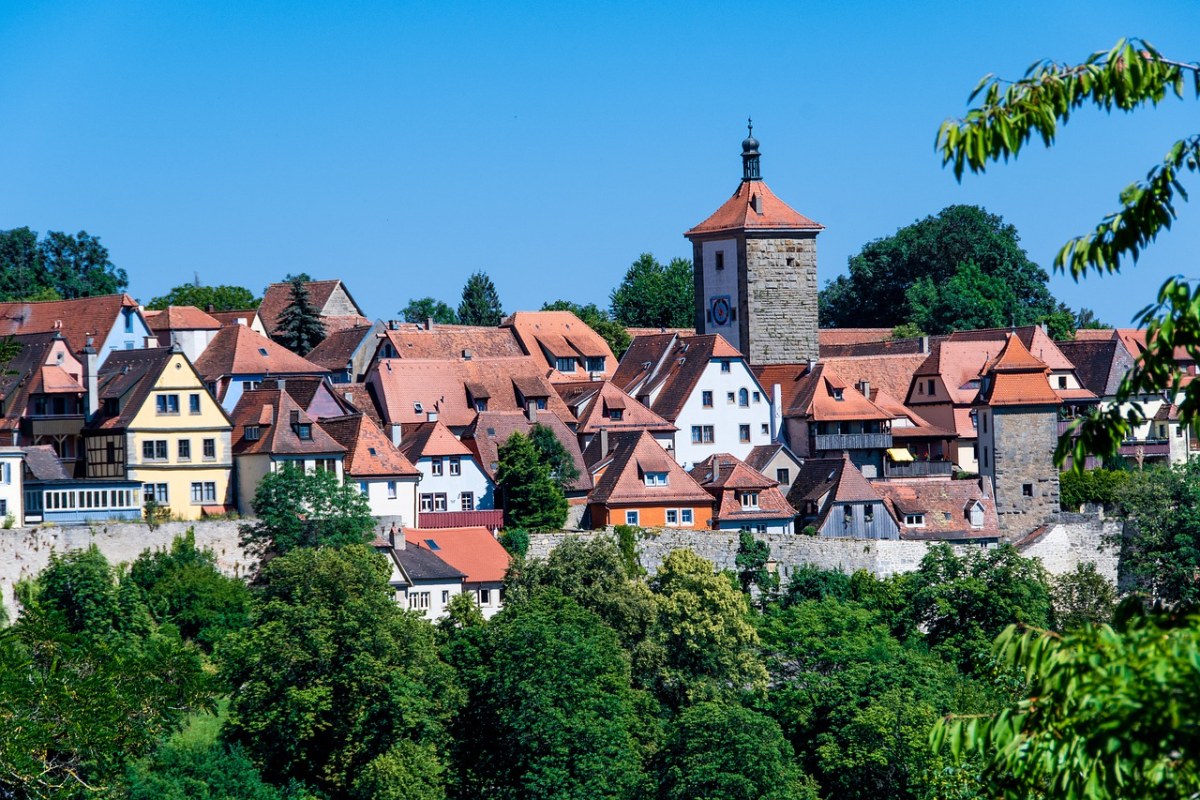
[374,532,464,620]
[320,414,421,524]
[397,420,494,518]
[0,447,24,523]
[404,526,510,620]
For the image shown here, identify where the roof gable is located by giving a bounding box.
[193,324,327,380]
[686,179,823,237]
[588,430,713,507]
[319,414,420,477]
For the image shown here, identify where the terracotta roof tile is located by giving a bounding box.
[559,380,676,435]
[304,325,376,371]
[588,430,713,507]
[230,388,345,457]
[688,452,795,523]
[87,348,176,430]
[0,293,143,355]
[193,324,327,381]
[978,334,1061,407]
[783,363,889,422]
[817,328,895,346]
[258,280,365,338]
[381,323,525,360]
[145,306,221,331]
[874,478,999,540]
[319,414,420,477]
[613,333,752,421]
[819,354,928,402]
[403,526,510,584]
[209,309,262,328]
[397,420,472,459]
[686,179,823,237]
[502,311,616,381]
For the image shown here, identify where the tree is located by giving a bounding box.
[937,38,1200,467]
[648,549,767,707]
[656,702,817,800]
[220,545,460,797]
[272,278,326,355]
[541,300,632,359]
[735,531,778,600]
[819,205,1058,333]
[127,529,251,650]
[933,609,1200,799]
[126,741,293,800]
[0,226,45,300]
[147,283,260,311]
[39,230,128,299]
[1051,562,1116,630]
[495,432,567,531]
[402,297,458,324]
[609,253,694,329]
[352,741,446,800]
[240,466,375,558]
[1113,461,1200,603]
[528,422,580,492]
[457,271,503,326]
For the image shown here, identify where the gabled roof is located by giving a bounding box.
[388,543,466,582]
[689,453,795,524]
[461,411,592,492]
[744,443,802,474]
[397,419,472,460]
[977,334,1061,407]
[588,430,713,507]
[501,311,616,380]
[87,348,176,430]
[256,376,354,418]
[562,380,676,435]
[819,354,929,403]
[209,309,262,328]
[787,455,884,529]
[685,179,823,237]
[22,445,70,481]
[258,280,365,338]
[193,324,327,381]
[0,293,143,354]
[319,414,419,477]
[751,364,811,416]
[818,328,896,347]
[869,389,958,439]
[381,323,525,360]
[784,363,889,422]
[304,325,377,371]
[613,333,748,421]
[403,526,511,584]
[0,333,84,427]
[335,383,385,427]
[874,477,999,541]
[1058,337,1137,397]
[145,305,221,331]
[229,388,345,457]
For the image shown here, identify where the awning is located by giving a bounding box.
[886,447,914,463]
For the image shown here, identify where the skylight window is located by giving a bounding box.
[258,347,269,356]
[368,447,377,456]
[424,539,440,550]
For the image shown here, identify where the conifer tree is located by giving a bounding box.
[496,431,567,531]
[273,277,326,355]
[457,271,504,327]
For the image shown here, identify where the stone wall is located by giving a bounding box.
[993,408,1061,535]
[529,516,1120,584]
[743,234,818,365]
[0,521,252,619]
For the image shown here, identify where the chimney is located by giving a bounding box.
[599,427,609,456]
[427,410,439,422]
[858,380,870,398]
[712,457,720,482]
[144,336,158,348]
[526,402,537,423]
[426,317,434,331]
[205,303,215,313]
[83,337,99,421]
[920,335,930,354]
[390,423,402,448]
[388,523,398,549]
[277,378,286,391]
[771,383,783,441]
[388,320,398,331]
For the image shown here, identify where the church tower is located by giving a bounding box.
[685,122,823,365]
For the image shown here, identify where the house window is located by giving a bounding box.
[904,513,925,527]
[927,379,935,395]
[156,394,180,415]
[761,423,769,435]
[190,482,217,503]
[124,309,134,333]
[442,590,451,604]
[586,357,606,372]
[103,398,119,416]
[461,491,475,511]
[727,392,735,404]
[430,457,443,476]
[741,491,760,509]
[702,391,713,408]
[474,399,488,412]
[189,393,201,414]
[1022,483,1034,497]
[556,357,577,373]
[419,493,448,512]
[143,483,169,503]
[776,468,790,485]
[981,413,988,435]
[843,504,853,527]
[831,388,844,401]
[245,426,260,441]
[666,509,678,525]
[720,361,731,373]
[680,509,693,524]
[738,388,749,407]
[625,510,639,525]
[106,441,116,463]
[142,440,168,461]
[359,482,369,497]
[739,424,751,443]
[608,409,623,421]
[242,380,260,393]
[315,459,337,474]
[296,424,312,440]
[864,504,874,522]
[203,439,216,459]
[408,592,431,611]
[918,382,925,395]
[691,425,715,444]
[1058,376,1068,389]
[644,471,669,487]
[387,481,397,499]
[178,439,191,460]
[479,588,491,606]
[449,456,461,476]
[752,391,761,403]
[715,251,725,270]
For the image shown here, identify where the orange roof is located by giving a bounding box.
[874,477,999,541]
[784,363,889,422]
[319,414,420,477]
[818,328,895,346]
[0,293,144,354]
[403,526,510,584]
[193,324,327,380]
[561,381,677,435]
[978,334,1061,406]
[382,323,525,360]
[869,389,958,439]
[397,419,472,459]
[820,354,928,403]
[502,311,616,381]
[686,179,823,237]
[588,430,714,507]
[752,364,811,415]
[146,305,221,331]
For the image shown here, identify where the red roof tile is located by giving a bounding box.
[559,381,676,436]
[258,280,365,338]
[588,430,713,507]
[502,311,616,381]
[0,294,144,355]
[145,305,221,331]
[397,420,472,459]
[784,363,889,422]
[193,324,327,381]
[686,179,823,237]
[874,477,999,541]
[403,526,511,584]
[818,328,895,346]
[978,334,1061,407]
[318,414,420,477]
[381,323,525,360]
[688,453,795,524]
[230,388,345,457]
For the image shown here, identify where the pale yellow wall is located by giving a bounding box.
[126,353,233,520]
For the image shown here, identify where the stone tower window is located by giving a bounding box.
[715,251,725,270]
[1022,483,1034,497]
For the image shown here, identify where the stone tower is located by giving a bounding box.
[685,122,823,365]
[975,333,1062,537]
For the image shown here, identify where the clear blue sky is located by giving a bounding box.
[2,1,1199,327]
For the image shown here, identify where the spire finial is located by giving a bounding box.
[741,119,761,181]
[747,116,753,137]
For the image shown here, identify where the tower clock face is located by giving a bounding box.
[710,295,732,326]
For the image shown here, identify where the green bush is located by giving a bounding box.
[1060,468,1130,510]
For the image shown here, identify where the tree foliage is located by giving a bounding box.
[241,466,376,558]
[272,278,326,355]
[0,227,127,301]
[126,741,293,800]
[528,422,581,493]
[937,38,1200,467]
[609,253,694,329]
[1059,466,1131,510]
[1113,461,1200,603]
[146,283,259,311]
[735,531,778,600]
[402,296,459,325]
[1051,562,1116,630]
[457,271,504,327]
[820,205,1061,334]
[541,299,633,359]
[495,431,567,531]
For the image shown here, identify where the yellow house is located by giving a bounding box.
[83,346,234,520]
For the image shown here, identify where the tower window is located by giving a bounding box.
[1022,483,1034,497]
[715,251,725,270]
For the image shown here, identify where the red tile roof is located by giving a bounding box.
[193,324,327,381]
[502,311,616,381]
[304,325,377,371]
[318,414,419,477]
[403,526,511,584]
[209,309,263,328]
[613,333,752,421]
[688,453,795,524]
[381,323,525,360]
[686,179,823,237]
[874,477,999,541]
[145,305,221,331]
[0,294,144,354]
[230,388,345,457]
[817,328,895,346]
[557,380,677,435]
[588,430,713,507]
[787,456,883,527]
[258,280,365,338]
[819,354,929,403]
[784,363,890,422]
[978,334,1061,407]
[397,419,472,459]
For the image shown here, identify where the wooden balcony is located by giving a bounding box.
[814,432,893,451]
[883,460,954,478]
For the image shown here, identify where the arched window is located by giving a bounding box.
[738,388,749,407]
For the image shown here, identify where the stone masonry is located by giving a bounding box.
[743,235,819,365]
[992,407,1061,536]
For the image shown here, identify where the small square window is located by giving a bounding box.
[681,509,693,524]
[739,424,750,443]
[760,423,769,435]
[625,510,639,526]
[1022,483,1034,497]
[666,509,678,525]
[720,361,731,374]
[1058,376,1068,389]
[776,468,789,485]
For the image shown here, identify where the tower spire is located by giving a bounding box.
[741,117,761,181]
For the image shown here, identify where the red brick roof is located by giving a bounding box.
[0,294,143,354]
[784,363,890,422]
[397,419,472,459]
[686,179,823,237]
[230,388,345,457]
[558,380,677,435]
[978,334,1061,407]
[818,328,895,346]
[820,354,929,403]
[304,325,377,371]
[318,414,419,477]
[870,389,958,439]
[874,477,999,541]
[403,526,510,584]
[688,452,794,524]
[193,324,327,381]
[502,311,616,381]
[381,323,525,360]
[145,305,221,331]
[588,430,713,507]
[613,333,751,421]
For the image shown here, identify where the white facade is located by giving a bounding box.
[165,329,220,364]
[356,476,419,524]
[699,238,740,350]
[233,453,345,516]
[0,448,24,524]
[414,455,494,514]
[715,518,794,535]
[400,579,462,620]
[669,360,773,468]
[468,582,504,620]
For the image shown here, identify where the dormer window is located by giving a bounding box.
[296,423,312,440]
[741,491,760,510]
[832,388,844,401]
[475,399,488,412]
[644,471,669,487]
[586,357,606,373]
[245,425,261,441]
[608,409,623,421]
[529,397,547,411]
[904,513,925,527]
[103,398,119,416]
[555,357,577,373]
[1058,375,1068,389]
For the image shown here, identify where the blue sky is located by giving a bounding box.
[2,1,1199,327]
